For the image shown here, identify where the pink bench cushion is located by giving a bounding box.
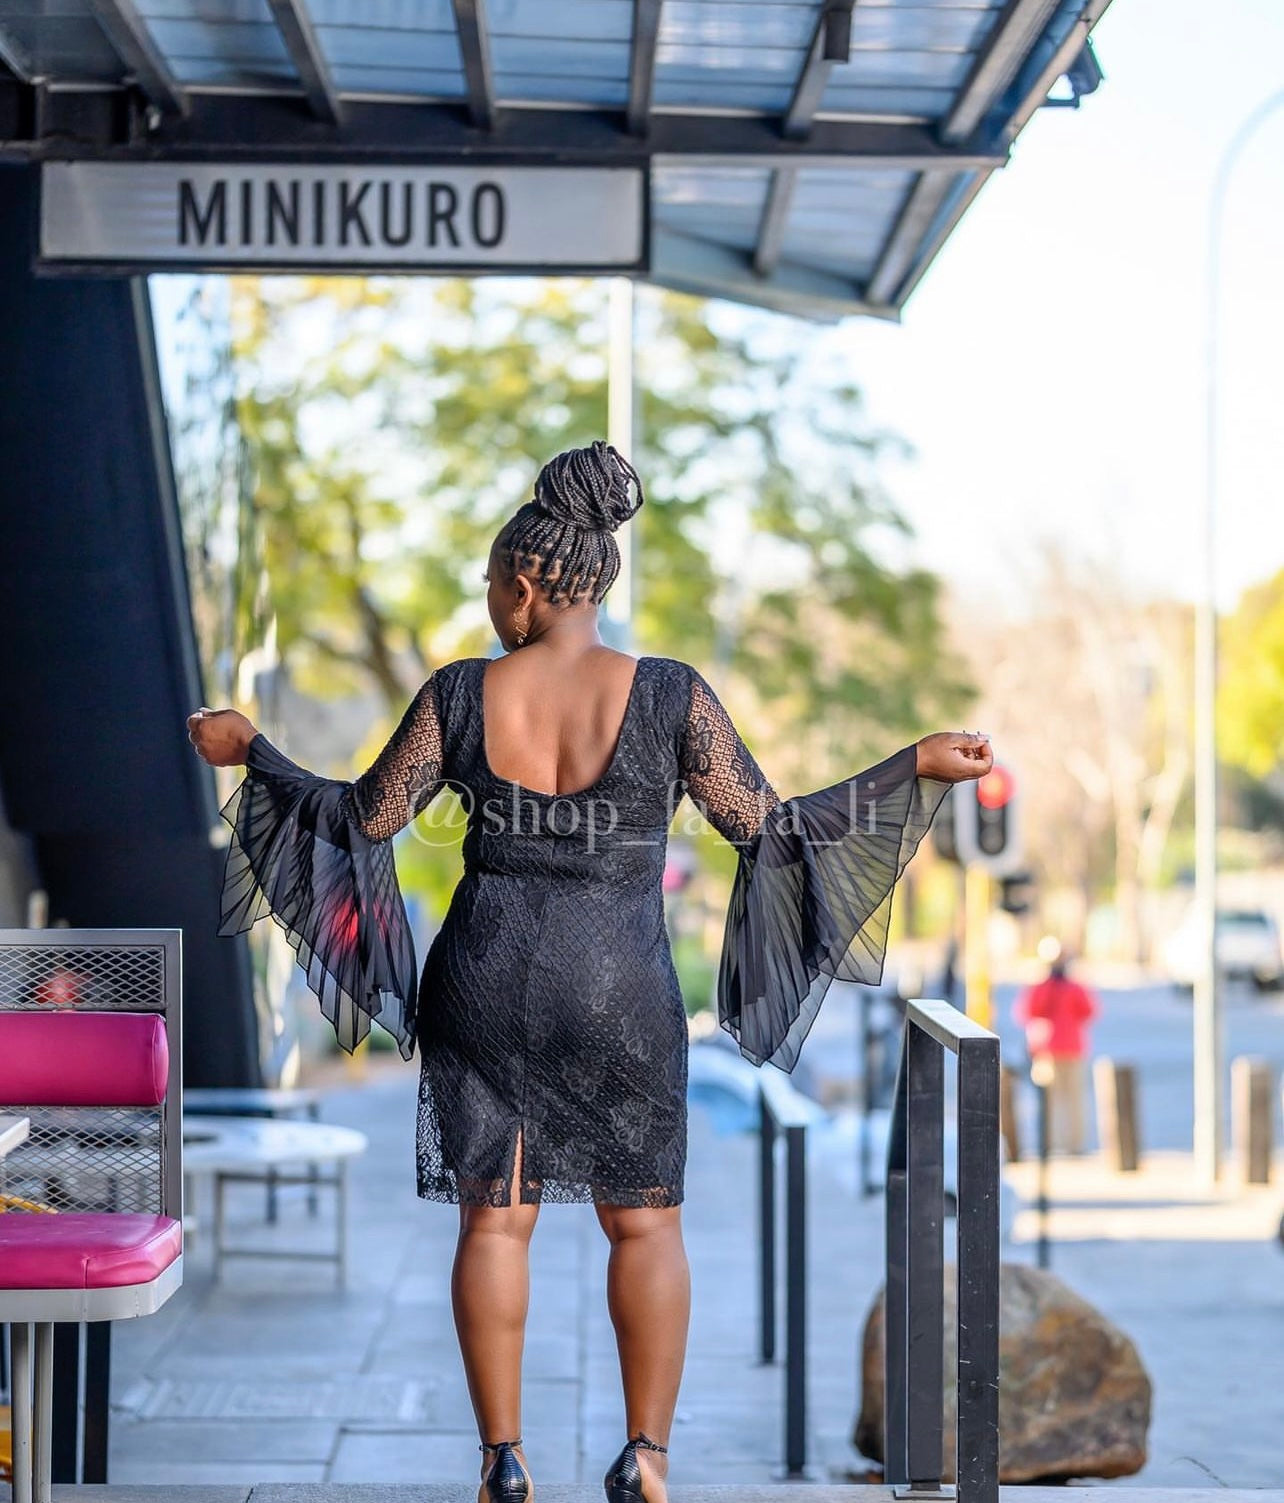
[0,1013,168,1106]
[0,1213,181,1289]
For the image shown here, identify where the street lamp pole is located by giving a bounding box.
[606,277,636,649]
[1194,88,1284,1184]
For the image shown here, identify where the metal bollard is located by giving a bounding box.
[1094,1058,1141,1172]
[1000,1062,1023,1163]
[1231,1056,1274,1185]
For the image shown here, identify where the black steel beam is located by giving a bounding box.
[0,91,1008,169]
[649,257,875,323]
[783,0,856,141]
[940,0,1061,144]
[1001,0,1115,142]
[892,166,995,312]
[265,0,342,125]
[451,0,496,132]
[753,166,796,277]
[866,172,949,307]
[626,0,662,136]
[0,24,32,84]
[85,0,186,116]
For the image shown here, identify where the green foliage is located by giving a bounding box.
[669,932,718,1017]
[1219,569,1284,780]
[223,274,972,917]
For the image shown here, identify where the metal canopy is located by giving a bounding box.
[0,0,1112,320]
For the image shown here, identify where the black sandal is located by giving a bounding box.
[603,1432,668,1502]
[480,1437,530,1501]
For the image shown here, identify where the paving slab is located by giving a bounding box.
[49,1491,253,1503]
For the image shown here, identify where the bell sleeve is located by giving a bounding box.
[217,676,446,1061]
[680,668,949,1073]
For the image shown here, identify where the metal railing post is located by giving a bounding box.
[784,1122,807,1478]
[758,1075,812,1477]
[758,1088,777,1364]
[884,1047,909,1487]
[906,1021,944,1491]
[884,1000,1000,1503]
[956,1035,1000,1503]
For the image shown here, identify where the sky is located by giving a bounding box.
[823,0,1284,612]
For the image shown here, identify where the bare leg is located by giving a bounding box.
[453,1133,538,1497]
[596,1203,691,1503]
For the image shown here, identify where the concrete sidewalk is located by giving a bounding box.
[78,1061,890,1493]
[7,1059,1283,1497]
[1002,1150,1284,1489]
[43,1488,1284,1502]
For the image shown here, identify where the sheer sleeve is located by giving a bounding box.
[679,668,949,1073]
[216,677,446,1061]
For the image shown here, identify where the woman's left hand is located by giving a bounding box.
[915,731,993,783]
[187,708,258,767]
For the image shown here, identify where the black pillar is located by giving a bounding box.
[0,162,260,1086]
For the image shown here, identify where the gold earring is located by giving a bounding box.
[514,617,528,647]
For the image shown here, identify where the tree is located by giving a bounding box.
[957,546,1193,960]
[1219,569,1284,782]
[230,278,966,751]
[217,275,969,916]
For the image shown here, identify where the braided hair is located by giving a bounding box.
[494,441,644,606]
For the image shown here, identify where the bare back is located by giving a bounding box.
[481,645,640,797]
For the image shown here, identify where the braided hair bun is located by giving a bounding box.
[532,441,644,534]
[494,441,645,606]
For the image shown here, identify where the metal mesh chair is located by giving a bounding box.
[0,930,183,1503]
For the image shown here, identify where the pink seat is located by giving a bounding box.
[0,1013,169,1107]
[0,1214,181,1289]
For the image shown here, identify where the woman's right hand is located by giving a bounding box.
[915,732,993,783]
[187,708,258,768]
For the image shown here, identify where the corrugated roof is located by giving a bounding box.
[0,0,1112,319]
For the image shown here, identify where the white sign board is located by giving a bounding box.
[39,161,648,273]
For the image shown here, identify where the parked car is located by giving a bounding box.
[1161,907,1283,992]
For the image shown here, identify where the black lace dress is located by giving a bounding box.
[219,656,946,1207]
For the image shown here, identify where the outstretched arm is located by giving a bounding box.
[677,669,992,844]
[678,666,992,1072]
[188,678,445,842]
[679,672,782,844]
[186,678,448,1061]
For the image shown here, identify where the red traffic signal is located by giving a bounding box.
[976,764,1015,811]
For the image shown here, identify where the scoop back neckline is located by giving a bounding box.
[477,654,651,801]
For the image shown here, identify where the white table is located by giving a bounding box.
[0,1115,30,1161]
[182,1117,367,1285]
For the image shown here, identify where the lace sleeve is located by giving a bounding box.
[216,677,445,1060]
[679,667,948,1073]
[679,671,782,842]
[345,678,446,840]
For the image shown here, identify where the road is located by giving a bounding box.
[991,977,1284,1154]
[798,974,1284,1156]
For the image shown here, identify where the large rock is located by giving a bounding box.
[854,1262,1151,1482]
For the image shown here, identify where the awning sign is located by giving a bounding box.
[39,161,648,273]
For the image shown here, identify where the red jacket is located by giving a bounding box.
[1014,975,1097,1058]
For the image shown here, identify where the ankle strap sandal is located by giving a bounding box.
[603,1432,668,1501]
[480,1438,529,1501]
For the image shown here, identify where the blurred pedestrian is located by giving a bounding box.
[1014,939,1098,1155]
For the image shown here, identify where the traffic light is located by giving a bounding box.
[999,871,1035,915]
[932,788,959,864]
[974,765,1016,859]
[952,763,1023,875]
